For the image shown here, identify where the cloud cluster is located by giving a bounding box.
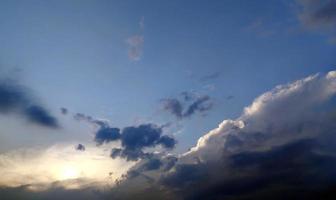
[108,70,336,199]
[161,92,213,119]
[0,80,59,128]
[94,123,176,161]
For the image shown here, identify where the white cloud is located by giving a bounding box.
[183,71,336,162]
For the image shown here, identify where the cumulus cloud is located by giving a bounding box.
[161,92,213,119]
[0,80,59,128]
[107,70,336,199]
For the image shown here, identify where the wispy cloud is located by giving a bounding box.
[0,79,59,128]
[161,92,213,119]
[126,17,145,61]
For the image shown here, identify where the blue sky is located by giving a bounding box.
[0,0,335,153]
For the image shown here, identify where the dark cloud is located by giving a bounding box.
[296,0,336,43]
[60,107,68,115]
[110,138,336,200]
[75,144,85,151]
[0,80,59,128]
[161,92,213,119]
[183,95,212,117]
[298,0,336,27]
[24,105,58,128]
[95,127,121,145]
[93,123,176,161]
[161,98,183,118]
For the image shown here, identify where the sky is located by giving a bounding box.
[0,0,336,199]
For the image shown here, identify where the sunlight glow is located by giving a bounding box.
[58,165,80,180]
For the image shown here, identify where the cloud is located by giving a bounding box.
[3,71,336,199]
[93,123,176,161]
[24,105,58,128]
[296,0,336,43]
[126,17,144,61]
[106,70,336,199]
[126,35,144,61]
[161,92,213,119]
[94,127,121,145]
[75,144,85,151]
[0,144,134,191]
[0,80,59,128]
[60,107,68,115]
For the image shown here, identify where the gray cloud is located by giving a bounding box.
[0,80,59,128]
[296,0,336,43]
[93,123,177,161]
[161,92,213,119]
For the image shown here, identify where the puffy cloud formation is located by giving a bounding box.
[108,70,336,199]
[94,123,176,161]
[184,71,336,161]
[161,92,213,119]
[0,80,59,128]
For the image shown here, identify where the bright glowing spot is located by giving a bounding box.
[58,165,80,180]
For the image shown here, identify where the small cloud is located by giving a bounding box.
[126,35,144,61]
[126,17,145,61]
[161,92,213,120]
[75,143,86,151]
[60,107,68,115]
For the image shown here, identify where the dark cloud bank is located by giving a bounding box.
[0,80,59,128]
[3,71,336,200]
